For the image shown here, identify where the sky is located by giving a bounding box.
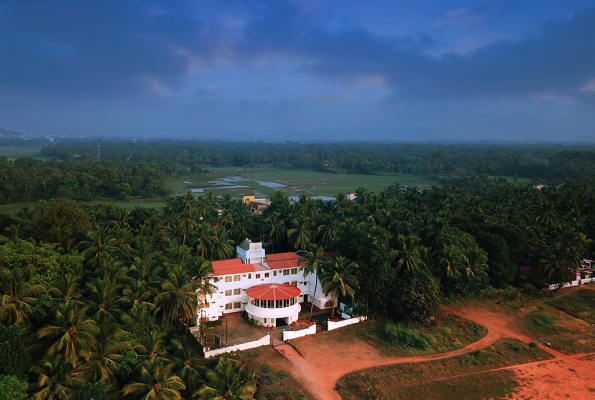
[1,0,595,142]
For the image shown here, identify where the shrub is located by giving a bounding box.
[384,323,429,350]
[393,269,443,321]
[529,342,538,348]
[207,319,223,328]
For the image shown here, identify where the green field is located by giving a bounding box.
[0,146,53,161]
[171,168,437,198]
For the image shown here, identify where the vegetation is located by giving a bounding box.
[2,139,595,397]
[547,289,595,324]
[41,140,595,181]
[0,157,168,203]
[345,313,486,357]
[336,339,553,400]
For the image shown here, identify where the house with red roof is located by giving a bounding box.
[197,239,335,328]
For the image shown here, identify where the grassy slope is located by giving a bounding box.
[336,338,552,400]
[342,311,486,357]
[547,289,595,324]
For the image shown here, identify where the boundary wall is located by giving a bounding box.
[204,334,270,358]
[283,324,316,341]
[328,316,367,331]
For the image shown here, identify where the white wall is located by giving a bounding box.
[203,334,270,358]
[283,324,316,341]
[327,316,367,331]
[549,276,595,290]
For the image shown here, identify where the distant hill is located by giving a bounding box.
[0,127,25,135]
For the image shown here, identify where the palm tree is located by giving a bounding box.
[0,269,45,325]
[85,327,130,384]
[154,266,200,328]
[317,219,340,251]
[287,217,313,250]
[177,211,198,246]
[263,213,287,253]
[48,272,83,305]
[81,227,118,267]
[391,234,427,273]
[121,303,158,336]
[192,223,216,258]
[460,248,489,279]
[193,359,257,400]
[121,278,155,306]
[123,358,185,400]
[538,242,576,286]
[29,355,85,400]
[85,277,123,325]
[210,226,235,260]
[37,302,99,367]
[170,338,209,397]
[433,245,463,289]
[299,244,329,315]
[320,256,359,317]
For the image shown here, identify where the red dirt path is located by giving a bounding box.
[278,301,595,400]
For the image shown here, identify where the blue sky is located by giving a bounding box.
[1,0,594,141]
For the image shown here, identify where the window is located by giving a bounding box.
[234,288,241,295]
[273,271,277,276]
[225,276,232,283]
[283,269,290,276]
[233,275,241,282]
[242,274,246,277]
[248,274,251,279]
[225,303,232,310]
[290,281,298,287]
[234,302,241,309]
[276,300,282,308]
[264,273,269,278]
[225,290,232,296]
[255,274,260,279]
[291,268,298,274]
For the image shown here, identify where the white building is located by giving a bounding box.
[197,239,335,328]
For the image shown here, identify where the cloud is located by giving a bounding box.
[433,9,484,29]
[238,3,595,101]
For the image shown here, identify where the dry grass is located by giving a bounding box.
[336,339,552,400]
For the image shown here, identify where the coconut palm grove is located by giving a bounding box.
[1,155,595,398]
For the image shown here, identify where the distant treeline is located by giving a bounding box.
[0,157,168,203]
[42,140,595,180]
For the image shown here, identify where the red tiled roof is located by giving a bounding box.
[210,258,255,276]
[266,252,301,270]
[246,283,301,300]
[211,258,243,268]
[266,253,300,262]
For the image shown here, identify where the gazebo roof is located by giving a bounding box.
[246,283,301,301]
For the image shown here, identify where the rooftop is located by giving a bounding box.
[246,283,301,300]
[210,258,255,276]
[266,252,302,270]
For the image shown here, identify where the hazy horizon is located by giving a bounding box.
[1,1,595,142]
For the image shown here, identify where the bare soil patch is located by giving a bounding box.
[238,345,314,400]
[336,338,552,400]
[512,354,595,400]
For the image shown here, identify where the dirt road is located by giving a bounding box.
[277,301,594,400]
